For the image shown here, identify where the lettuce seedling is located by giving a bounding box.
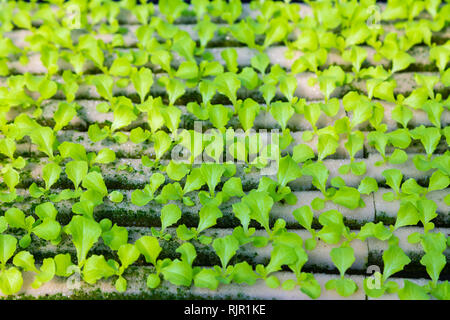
[5,205,60,249]
[131,172,165,206]
[214,72,241,108]
[150,203,182,241]
[131,67,153,104]
[325,246,358,297]
[364,243,411,298]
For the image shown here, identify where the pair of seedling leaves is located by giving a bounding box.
[2,202,61,250]
[0,234,57,295]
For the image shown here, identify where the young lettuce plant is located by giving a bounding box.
[131,172,165,206]
[160,242,196,288]
[134,235,167,289]
[82,219,141,293]
[363,242,412,298]
[193,234,240,289]
[258,231,322,299]
[151,203,182,240]
[0,234,56,295]
[406,231,449,300]
[61,215,102,282]
[176,204,223,245]
[5,203,61,249]
[325,246,358,297]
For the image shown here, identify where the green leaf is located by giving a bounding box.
[64,215,102,266]
[0,267,23,295]
[176,242,197,266]
[42,162,62,191]
[264,18,288,48]
[166,160,190,181]
[420,251,446,285]
[241,191,273,233]
[65,161,88,189]
[102,224,128,251]
[111,104,137,132]
[270,102,294,131]
[410,126,441,157]
[32,258,55,289]
[277,155,302,187]
[332,187,361,210]
[292,144,315,163]
[109,57,131,77]
[54,102,77,132]
[397,280,430,300]
[131,67,153,103]
[431,281,450,300]
[161,204,182,232]
[82,171,108,196]
[5,208,26,229]
[428,170,450,191]
[382,169,403,194]
[200,163,225,195]
[30,127,55,158]
[293,206,313,231]
[382,244,411,281]
[317,134,339,161]
[392,51,415,73]
[108,191,123,203]
[0,234,17,265]
[176,61,199,79]
[299,273,321,299]
[330,247,355,277]
[160,77,185,106]
[222,177,245,199]
[32,219,61,241]
[161,259,192,287]
[265,244,297,274]
[146,273,161,289]
[197,205,223,234]
[92,74,113,101]
[88,124,109,143]
[207,104,231,130]
[0,217,7,234]
[13,251,38,272]
[193,268,219,290]
[214,72,241,106]
[94,148,116,164]
[3,167,19,192]
[82,255,116,284]
[118,243,140,269]
[358,177,378,195]
[212,235,239,269]
[251,53,270,75]
[388,149,408,164]
[221,48,238,73]
[38,79,58,101]
[325,277,358,297]
[153,130,172,160]
[231,261,259,285]
[58,142,87,161]
[135,236,161,266]
[238,98,260,131]
[196,17,217,47]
